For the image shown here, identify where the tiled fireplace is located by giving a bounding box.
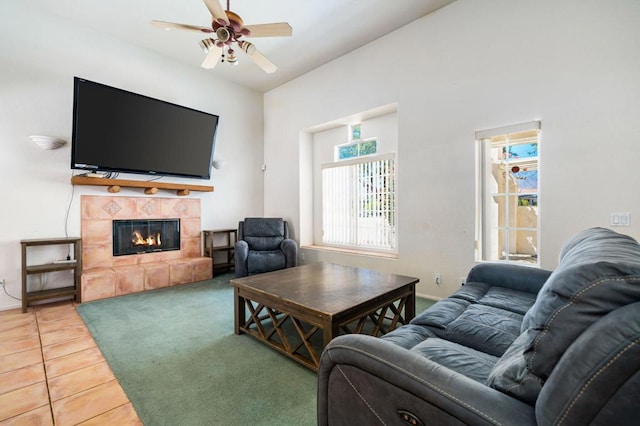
[80,195,212,302]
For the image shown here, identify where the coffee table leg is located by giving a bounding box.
[323,322,339,347]
[406,285,416,321]
[234,287,246,335]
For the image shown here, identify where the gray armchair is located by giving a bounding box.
[234,218,298,278]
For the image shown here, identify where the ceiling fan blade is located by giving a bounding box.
[151,20,213,33]
[242,22,293,38]
[201,44,223,69]
[202,0,230,26]
[239,41,277,74]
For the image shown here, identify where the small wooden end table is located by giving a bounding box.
[202,229,237,276]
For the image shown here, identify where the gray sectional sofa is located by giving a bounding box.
[317,227,640,425]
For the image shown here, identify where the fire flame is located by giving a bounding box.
[132,231,162,246]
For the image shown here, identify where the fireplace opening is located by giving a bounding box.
[113,219,180,256]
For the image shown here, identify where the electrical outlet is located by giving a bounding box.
[434,273,441,286]
[300,253,305,262]
[459,276,466,286]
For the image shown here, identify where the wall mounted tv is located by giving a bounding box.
[71,77,219,180]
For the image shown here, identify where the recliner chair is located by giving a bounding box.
[234,218,298,278]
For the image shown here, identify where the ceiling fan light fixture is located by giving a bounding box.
[227,48,238,65]
[216,27,231,42]
[199,39,210,53]
[224,10,244,28]
[239,40,256,56]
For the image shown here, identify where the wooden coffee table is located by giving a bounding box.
[230,262,419,371]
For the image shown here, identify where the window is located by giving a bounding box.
[336,124,378,160]
[337,139,377,160]
[475,121,540,263]
[310,112,398,254]
[322,154,396,251]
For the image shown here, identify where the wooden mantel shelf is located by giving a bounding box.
[71,176,214,196]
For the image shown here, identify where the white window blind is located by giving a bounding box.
[321,153,396,251]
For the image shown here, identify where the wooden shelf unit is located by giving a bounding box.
[71,176,214,196]
[203,229,237,276]
[21,237,82,313]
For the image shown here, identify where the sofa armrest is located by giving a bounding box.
[466,262,552,294]
[318,334,536,426]
[281,238,298,268]
[234,240,249,278]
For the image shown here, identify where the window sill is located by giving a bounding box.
[301,245,398,260]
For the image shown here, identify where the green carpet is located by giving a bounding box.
[416,296,436,314]
[77,273,435,425]
[77,273,317,426]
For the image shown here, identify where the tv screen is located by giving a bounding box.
[71,77,219,179]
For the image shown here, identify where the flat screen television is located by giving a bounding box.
[71,77,219,179]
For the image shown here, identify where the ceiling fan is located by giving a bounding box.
[151,0,292,73]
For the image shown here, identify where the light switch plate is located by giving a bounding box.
[610,212,630,227]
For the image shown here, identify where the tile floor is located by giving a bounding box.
[0,301,142,425]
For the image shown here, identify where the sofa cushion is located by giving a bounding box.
[412,338,499,383]
[478,287,537,315]
[448,281,491,303]
[443,304,524,357]
[411,298,470,330]
[484,330,543,404]
[413,284,534,356]
[380,324,437,350]
[247,250,286,275]
[487,227,640,404]
[451,282,537,315]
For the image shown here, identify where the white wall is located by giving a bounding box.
[264,0,640,299]
[0,2,265,310]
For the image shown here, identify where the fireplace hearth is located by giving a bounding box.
[112,219,180,256]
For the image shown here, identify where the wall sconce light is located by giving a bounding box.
[212,158,229,170]
[29,135,67,150]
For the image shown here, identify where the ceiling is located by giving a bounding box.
[35,0,456,92]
